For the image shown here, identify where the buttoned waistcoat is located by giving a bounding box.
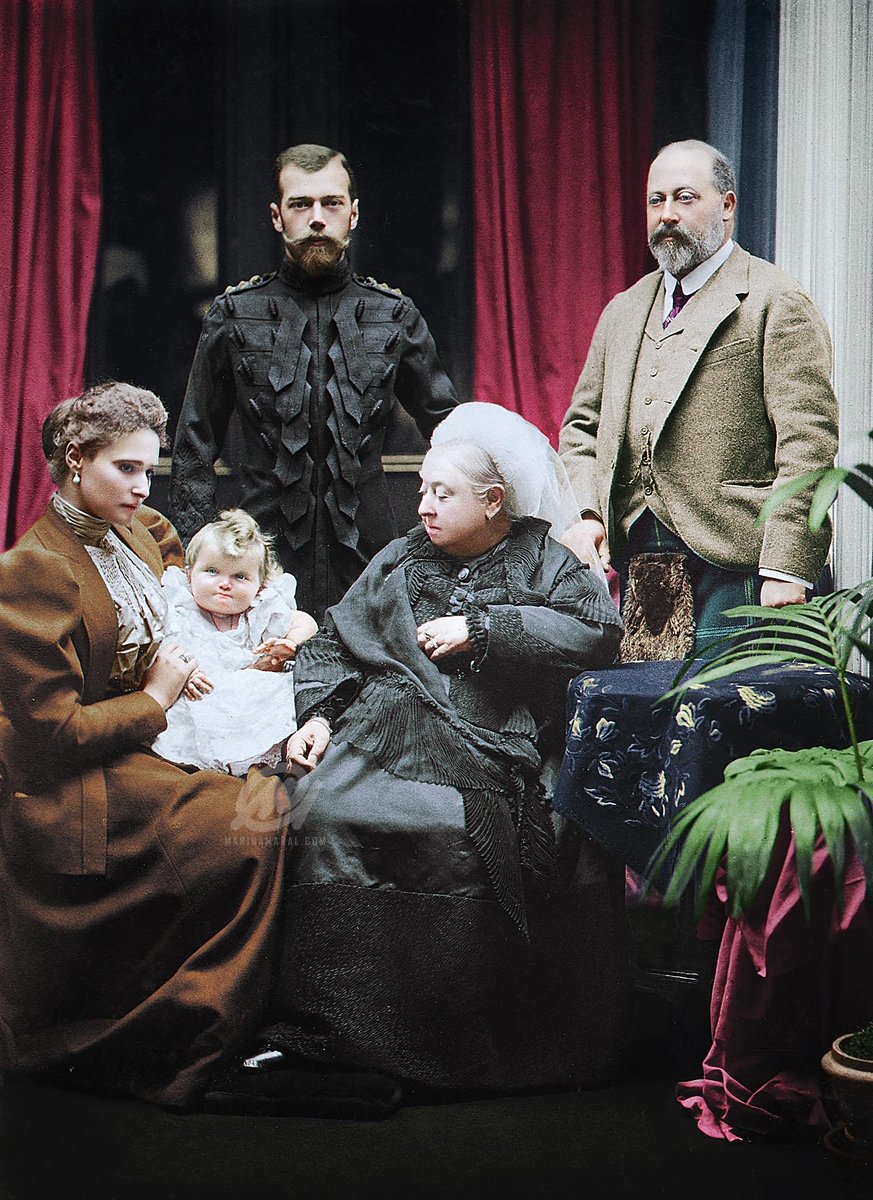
[560,246,839,579]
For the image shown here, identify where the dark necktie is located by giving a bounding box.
[664,280,690,328]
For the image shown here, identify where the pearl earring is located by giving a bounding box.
[72,471,81,484]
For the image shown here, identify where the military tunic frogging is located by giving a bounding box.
[170,257,457,621]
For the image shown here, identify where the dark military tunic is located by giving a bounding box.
[170,256,458,621]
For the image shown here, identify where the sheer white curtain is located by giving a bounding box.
[776,0,873,593]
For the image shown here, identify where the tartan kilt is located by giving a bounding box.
[619,510,762,653]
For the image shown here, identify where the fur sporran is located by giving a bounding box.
[619,552,695,662]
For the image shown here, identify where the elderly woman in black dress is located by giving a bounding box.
[216,403,630,1110]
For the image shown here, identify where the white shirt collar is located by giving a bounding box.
[662,239,735,321]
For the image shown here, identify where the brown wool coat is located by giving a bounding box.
[0,504,286,1106]
[0,505,170,873]
[559,246,839,580]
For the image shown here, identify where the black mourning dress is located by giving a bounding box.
[268,518,631,1092]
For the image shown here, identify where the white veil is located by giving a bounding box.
[429,402,581,537]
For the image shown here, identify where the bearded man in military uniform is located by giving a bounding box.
[170,143,458,621]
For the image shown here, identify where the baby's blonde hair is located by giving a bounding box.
[185,509,281,586]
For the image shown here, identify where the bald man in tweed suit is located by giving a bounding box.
[559,140,838,650]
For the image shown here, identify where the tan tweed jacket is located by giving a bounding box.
[559,245,839,580]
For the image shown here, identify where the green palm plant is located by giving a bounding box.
[647,462,873,919]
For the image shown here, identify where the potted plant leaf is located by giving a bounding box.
[644,455,873,1147]
[647,584,873,920]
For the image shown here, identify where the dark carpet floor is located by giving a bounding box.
[0,1070,870,1200]
[2,907,869,1198]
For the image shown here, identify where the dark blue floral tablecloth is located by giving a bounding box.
[552,660,873,877]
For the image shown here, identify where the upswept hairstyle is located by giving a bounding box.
[42,381,168,484]
[272,143,358,203]
[185,508,281,586]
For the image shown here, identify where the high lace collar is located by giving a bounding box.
[278,254,352,295]
[52,492,112,547]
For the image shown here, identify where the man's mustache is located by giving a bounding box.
[289,233,345,249]
[650,224,691,247]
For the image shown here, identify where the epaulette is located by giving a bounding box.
[223,271,277,295]
[354,274,405,298]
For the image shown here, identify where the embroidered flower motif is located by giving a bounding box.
[640,770,666,817]
[595,717,617,740]
[675,703,696,729]
[736,685,776,712]
[641,771,666,801]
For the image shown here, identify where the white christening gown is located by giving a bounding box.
[152,566,300,774]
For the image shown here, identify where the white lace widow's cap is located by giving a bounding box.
[429,402,580,536]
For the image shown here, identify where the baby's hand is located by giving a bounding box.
[183,668,213,700]
[250,636,297,671]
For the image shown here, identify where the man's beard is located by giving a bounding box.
[649,210,725,276]
[283,232,350,275]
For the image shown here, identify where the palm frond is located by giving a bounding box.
[845,786,873,895]
[666,589,873,705]
[724,787,785,915]
[647,745,873,919]
[808,471,850,530]
[757,469,836,524]
[812,785,850,905]
[666,651,798,699]
[651,787,731,910]
[755,467,868,534]
[789,785,819,914]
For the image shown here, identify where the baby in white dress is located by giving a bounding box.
[152,509,317,774]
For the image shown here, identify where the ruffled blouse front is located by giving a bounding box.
[51,493,166,691]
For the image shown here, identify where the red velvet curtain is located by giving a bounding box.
[1,0,101,548]
[471,0,657,441]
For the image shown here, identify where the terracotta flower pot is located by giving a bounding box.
[822,1034,873,1154]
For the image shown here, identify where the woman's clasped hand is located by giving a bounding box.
[284,717,332,771]
[415,616,471,660]
[141,641,199,709]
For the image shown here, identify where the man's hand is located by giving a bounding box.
[284,718,331,772]
[561,517,611,573]
[760,579,808,608]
